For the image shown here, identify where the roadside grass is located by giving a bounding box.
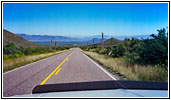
[82,50,168,82]
[3,49,71,73]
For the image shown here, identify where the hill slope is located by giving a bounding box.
[96,38,122,46]
[103,38,122,45]
[3,29,38,48]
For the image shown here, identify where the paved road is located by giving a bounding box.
[3,48,117,97]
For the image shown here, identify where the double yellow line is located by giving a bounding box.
[40,51,74,85]
[31,51,74,94]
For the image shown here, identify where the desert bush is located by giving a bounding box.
[111,44,126,57]
[123,28,168,68]
[83,28,168,69]
[3,42,70,60]
[83,51,167,82]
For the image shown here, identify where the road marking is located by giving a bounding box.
[40,51,74,86]
[55,68,61,75]
[30,51,74,94]
[81,52,117,80]
[3,50,72,75]
[66,57,69,61]
[3,53,56,75]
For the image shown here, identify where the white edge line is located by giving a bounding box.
[3,54,54,75]
[3,50,70,75]
[81,52,117,80]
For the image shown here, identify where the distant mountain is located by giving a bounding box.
[113,35,151,40]
[16,33,87,45]
[17,33,108,45]
[16,33,151,45]
[87,38,106,44]
[87,35,111,39]
[82,34,151,41]
[16,33,78,42]
[3,29,38,48]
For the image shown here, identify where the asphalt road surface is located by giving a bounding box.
[3,48,117,97]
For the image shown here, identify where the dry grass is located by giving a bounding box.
[3,49,70,73]
[83,50,168,82]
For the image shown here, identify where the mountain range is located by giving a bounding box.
[16,34,107,45]
[16,33,151,45]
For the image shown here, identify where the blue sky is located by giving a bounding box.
[3,3,168,37]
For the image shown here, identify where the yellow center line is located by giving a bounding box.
[55,68,61,75]
[39,51,74,86]
[65,57,69,61]
[30,51,74,94]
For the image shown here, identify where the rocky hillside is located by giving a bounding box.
[3,29,39,48]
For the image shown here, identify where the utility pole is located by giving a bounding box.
[87,42,89,48]
[55,41,57,50]
[102,32,104,47]
[111,36,113,47]
[51,39,53,50]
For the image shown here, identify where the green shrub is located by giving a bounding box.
[3,43,23,54]
[3,54,8,60]
[111,44,126,57]
[3,42,70,60]
[104,47,111,56]
[99,48,106,54]
[123,28,168,68]
[124,52,140,63]
[139,29,168,67]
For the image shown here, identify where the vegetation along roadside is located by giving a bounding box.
[3,29,72,73]
[3,48,71,73]
[3,46,72,73]
[81,28,168,82]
